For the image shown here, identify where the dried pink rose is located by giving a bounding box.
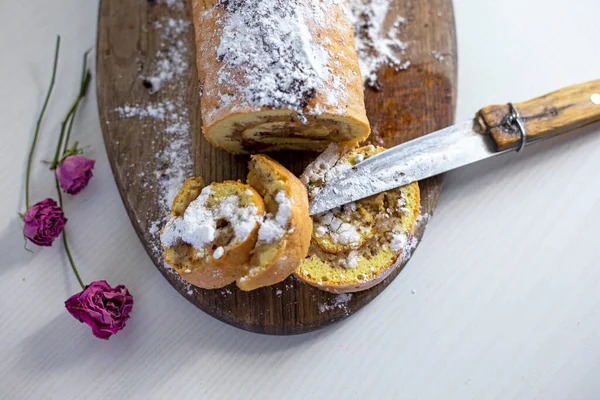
[56,155,95,195]
[23,198,66,246]
[65,280,134,340]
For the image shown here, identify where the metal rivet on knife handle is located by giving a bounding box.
[476,79,600,152]
[507,102,527,152]
[591,93,600,105]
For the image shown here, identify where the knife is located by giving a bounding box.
[309,79,600,215]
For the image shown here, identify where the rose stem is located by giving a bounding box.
[25,36,60,209]
[53,178,85,289]
[51,52,91,169]
[62,51,91,156]
[51,50,93,291]
[64,233,84,289]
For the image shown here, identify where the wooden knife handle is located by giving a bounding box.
[475,79,600,152]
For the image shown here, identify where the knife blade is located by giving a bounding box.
[309,120,506,215]
[308,79,600,215]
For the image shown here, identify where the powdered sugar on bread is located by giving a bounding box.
[257,191,293,243]
[161,186,259,249]
[299,143,345,190]
[390,232,408,252]
[211,0,338,115]
[313,209,362,246]
[300,143,375,201]
[213,246,225,259]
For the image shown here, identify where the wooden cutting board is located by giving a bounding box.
[97,0,456,334]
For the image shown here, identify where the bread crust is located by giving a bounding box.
[237,155,313,290]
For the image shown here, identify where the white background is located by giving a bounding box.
[1,0,600,399]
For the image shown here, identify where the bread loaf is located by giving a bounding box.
[191,0,370,153]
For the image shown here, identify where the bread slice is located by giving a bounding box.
[295,145,421,293]
[236,155,313,291]
[161,178,265,289]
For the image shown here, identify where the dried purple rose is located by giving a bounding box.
[23,198,66,246]
[56,155,95,195]
[65,280,134,340]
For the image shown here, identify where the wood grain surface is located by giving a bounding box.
[96,0,457,334]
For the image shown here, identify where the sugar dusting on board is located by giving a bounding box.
[158,0,184,10]
[112,0,194,294]
[319,293,353,314]
[147,18,190,93]
[345,0,409,88]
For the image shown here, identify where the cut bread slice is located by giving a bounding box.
[236,155,313,291]
[295,144,421,293]
[161,178,265,289]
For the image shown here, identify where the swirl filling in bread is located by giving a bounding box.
[296,144,421,293]
[161,179,265,288]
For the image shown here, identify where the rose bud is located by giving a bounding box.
[56,155,95,195]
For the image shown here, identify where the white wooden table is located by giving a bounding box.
[1,0,599,398]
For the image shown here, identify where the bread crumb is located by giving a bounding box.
[390,232,408,252]
[319,293,352,313]
[346,251,359,268]
[313,212,361,245]
[213,246,224,259]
